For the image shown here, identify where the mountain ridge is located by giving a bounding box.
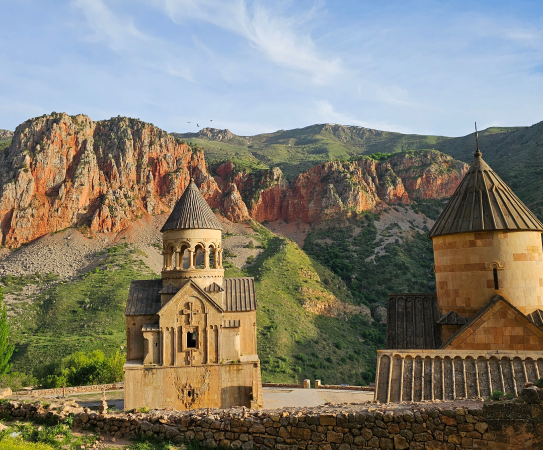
[0,113,467,247]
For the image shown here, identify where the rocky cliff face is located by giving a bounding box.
[0,130,13,139]
[218,150,468,223]
[0,113,222,246]
[0,114,468,247]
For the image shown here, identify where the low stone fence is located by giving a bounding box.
[1,399,543,449]
[262,383,374,392]
[17,383,124,397]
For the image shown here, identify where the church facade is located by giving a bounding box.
[376,147,543,402]
[124,180,263,410]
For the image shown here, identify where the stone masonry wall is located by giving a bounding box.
[18,383,124,397]
[1,400,542,450]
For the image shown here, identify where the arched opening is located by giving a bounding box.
[187,331,197,348]
[493,268,499,290]
[209,244,217,269]
[194,244,205,269]
[181,245,191,270]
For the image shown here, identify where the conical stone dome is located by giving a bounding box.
[161,179,222,232]
[428,150,543,238]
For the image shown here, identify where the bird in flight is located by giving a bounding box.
[197,123,200,127]
[210,120,213,122]
[187,121,190,123]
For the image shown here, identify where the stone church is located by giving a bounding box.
[376,147,543,402]
[124,179,263,410]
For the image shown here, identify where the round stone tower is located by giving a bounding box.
[160,179,224,290]
[429,149,543,318]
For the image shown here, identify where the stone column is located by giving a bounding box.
[173,327,177,366]
[218,249,223,268]
[160,329,164,366]
[174,251,180,270]
[213,248,219,269]
[188,249,195,269]
[204,248,210,269]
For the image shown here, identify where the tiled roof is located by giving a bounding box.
[223,277,256,311]
[205,282,225,293]
[125,277,256,315]
[528,309,543,327]
[161,179,222,232]
[429,150,543,238]
[386,293,441,349]
[125,280,162,315]
[159,284,179,294]
[437,310,468,325]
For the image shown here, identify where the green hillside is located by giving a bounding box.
[432,123,543,218]
[6,227,383,387]
[175,124,451,179]
[7,244,155,379]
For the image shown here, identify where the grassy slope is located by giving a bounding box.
[7,229,382,386]
[432,123,543,219]
[225,223,383,385]
[304,212,436,306]
[8,244,157,377]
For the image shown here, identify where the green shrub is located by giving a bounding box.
[535,378,543,389]
[490,390,504,401]
[0,372,37,391]
[41,349,125,388]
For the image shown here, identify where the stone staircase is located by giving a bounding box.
[375,350,543,403]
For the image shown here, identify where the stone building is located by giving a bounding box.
[124,180,263,410]
[376,148,543,402]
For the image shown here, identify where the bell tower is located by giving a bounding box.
[160,179,224,290]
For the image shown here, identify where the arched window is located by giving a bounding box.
[194,244,205,269]
[187,331,197,348]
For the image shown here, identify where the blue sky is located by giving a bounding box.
[1,0,543,136]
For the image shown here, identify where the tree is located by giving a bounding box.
[0,290,14,375]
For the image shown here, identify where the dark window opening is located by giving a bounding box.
[187,331,197,348]
[493,268,499,290]
[155,342,158,347]
[188,391,192,397]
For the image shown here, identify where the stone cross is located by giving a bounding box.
[182,302,201,325]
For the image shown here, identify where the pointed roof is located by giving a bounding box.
[161,179,222,232]
[442,295,543,350]
[428,149,543,238]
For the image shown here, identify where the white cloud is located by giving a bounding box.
[151,0,342,84]
[72,0,194,81]
[312,100,413,134]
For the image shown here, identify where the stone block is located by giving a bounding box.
[320,415,337,426]
[249,424,265,434]
[439,415,457,426]
[326,431,343,443]
[292,428,311,440]
[394,435,409,450]
[0,388,12,398]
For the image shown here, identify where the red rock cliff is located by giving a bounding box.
[217,151,468,223]
[0,114,468,246]
[0,113,222,246]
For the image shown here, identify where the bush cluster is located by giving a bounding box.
[40,349,125,388]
